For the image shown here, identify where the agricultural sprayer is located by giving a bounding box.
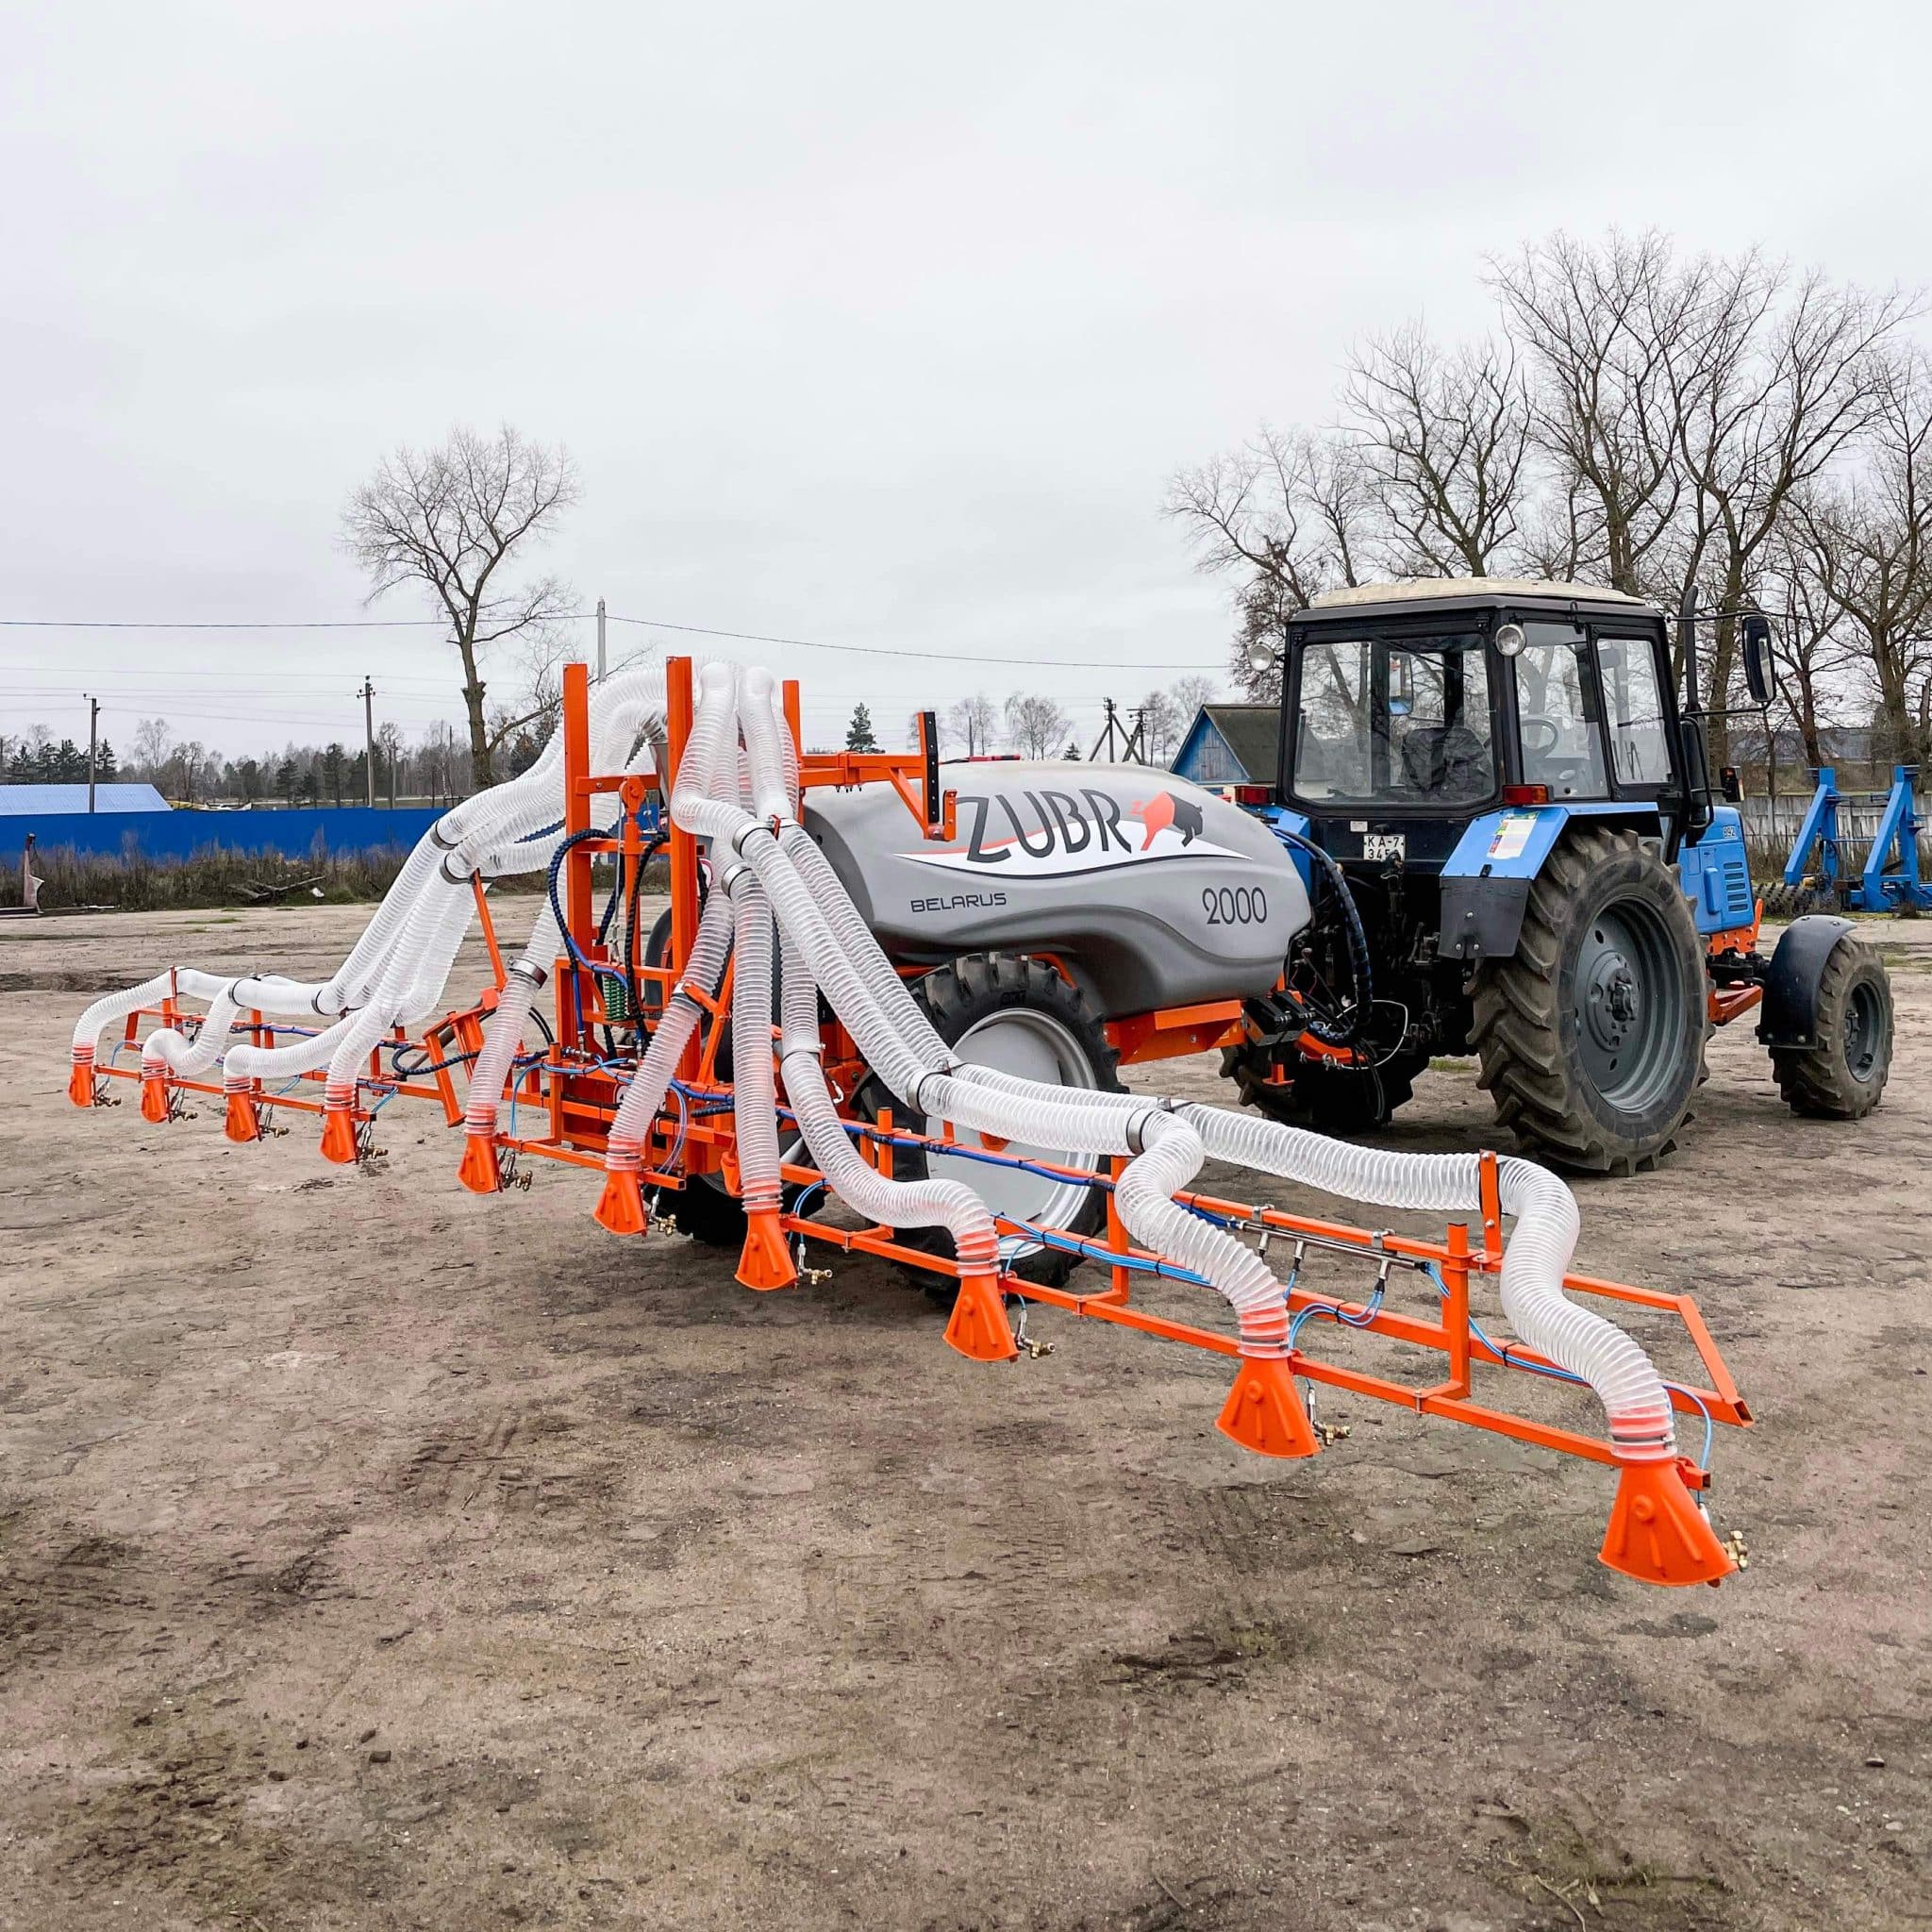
[70,657,1753,1587]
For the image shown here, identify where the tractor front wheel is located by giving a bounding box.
[1471,825,1707,1175]
[1770,936,1892,1118]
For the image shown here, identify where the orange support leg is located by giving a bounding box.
[140,1067,170,1124]
[457,1133,502,1194]
[319,1105,359,1166]
[943,1273,1020,1362]
[592,1167,647,1235]
[736,1208,797,1291]
[1216,1355,1322,1459]
[1600,1457,1736,1587]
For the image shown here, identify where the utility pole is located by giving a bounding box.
[358,676,376,808]
[1091,698,1128,763]
[86,694,100,812]
[596,596,607,681]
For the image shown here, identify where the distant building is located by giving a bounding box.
[0,782,169,815]
[1171,705,1278,791]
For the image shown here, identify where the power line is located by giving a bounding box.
[0,607,1206,672]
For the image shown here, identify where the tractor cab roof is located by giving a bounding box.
[1297,576,1653,629]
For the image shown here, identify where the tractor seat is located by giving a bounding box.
[1399,724,1492,801]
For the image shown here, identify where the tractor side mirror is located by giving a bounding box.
[1719,765,1742,804]
[1740,612,1774,708]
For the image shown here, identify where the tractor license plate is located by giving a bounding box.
[1363,833,1406,860]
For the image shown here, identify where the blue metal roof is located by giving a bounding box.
[0,782,170,815]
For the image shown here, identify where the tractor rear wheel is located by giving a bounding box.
[1770,936,1892,1118]
[1471,825,1707,1175]
[863,953,1123,1288]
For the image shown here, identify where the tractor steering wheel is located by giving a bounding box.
[1520,717,1561,757]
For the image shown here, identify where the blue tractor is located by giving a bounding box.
[1221,577,1895,1174]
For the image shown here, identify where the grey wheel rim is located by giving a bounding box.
[925,1008,1100,1261]
[1843,979,1882,1082]
[1575,900,1684,1116]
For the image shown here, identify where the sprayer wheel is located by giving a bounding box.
[1470,824,1708,1176]
[1770,935,1892,1119]
[860,952,1124,1290]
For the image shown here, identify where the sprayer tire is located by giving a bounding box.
[861,952,1123,1290]
[1770,936,1892,1119]
[1470,825,1708,1176]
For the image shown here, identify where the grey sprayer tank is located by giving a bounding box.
[806,762,1309,1018]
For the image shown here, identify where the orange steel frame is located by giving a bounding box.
[96,657,1751,1497]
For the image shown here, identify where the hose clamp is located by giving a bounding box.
[717,860,753,897]
[508,959,548,990]
[429,821,458,850]
[729,820,777,857]
[909,1070,947,1114]
[779,1043,824,1066]
[440,856,475,884]
[1123,1107,1167,1155]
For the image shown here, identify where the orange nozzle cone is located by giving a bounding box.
[320,1107,359,1166]
[457,1132,501,1194]
[224,1091,260,1143]
[1600,1458,1737,1588]
[943,1273,1019,1361]
[735,1209,797,1291]
[592,1168,647,1235]
[68,1057,95,1108]
[1216,1355,1321,1459]
[140,1073,170,1124]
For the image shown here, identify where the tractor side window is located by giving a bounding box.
[1514,625,1609,799]
[1596,637,1672,787]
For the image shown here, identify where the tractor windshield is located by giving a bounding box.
[1291,633,1494,808]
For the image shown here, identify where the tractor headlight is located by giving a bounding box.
[1494,622,1526,658]
[1247,637,1281,675]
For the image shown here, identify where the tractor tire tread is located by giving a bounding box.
[1769,937,1892,1119]
[1469,824,1707,1177]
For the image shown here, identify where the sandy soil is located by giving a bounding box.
[1,903,1928,1931]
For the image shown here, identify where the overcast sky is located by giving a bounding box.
[3,1,1927,759]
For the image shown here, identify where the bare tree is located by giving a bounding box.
[1668,258,1914,758]
[341,425,579,792]
[1003,692,1072,759]
[1169,673,1219,729]
[1490,229,1694,596]
[131,716,171,776]
[1783,344,1932,764]
[1135,688,1184,762]
[944,691,1000,758]
[1343,325,1533,577]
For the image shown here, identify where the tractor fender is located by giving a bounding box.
[1757,914,1857,1049]
[1440,803,1660,965]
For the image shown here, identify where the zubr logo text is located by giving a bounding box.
[903,786,1241,882]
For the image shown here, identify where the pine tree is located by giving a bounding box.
[845,703,879,753]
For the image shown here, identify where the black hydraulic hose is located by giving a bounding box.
[1271,825,1373,1049]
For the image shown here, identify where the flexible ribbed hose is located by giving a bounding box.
[601,891,735,1173]
[728,874,783,1219]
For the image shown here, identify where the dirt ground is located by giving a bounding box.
[1,903,1927,1931]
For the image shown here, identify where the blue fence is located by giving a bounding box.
[5,806,443,866]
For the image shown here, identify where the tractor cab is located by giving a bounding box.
[1273,579,1685,867]
[1226,575,1889,1175]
